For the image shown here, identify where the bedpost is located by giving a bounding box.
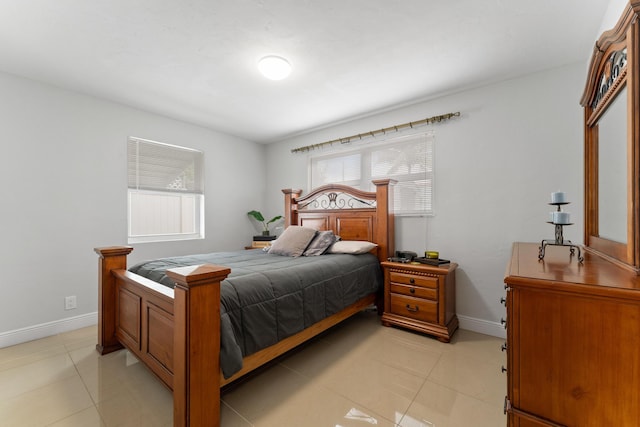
[167,264,231,427]
[372,179,396,262]
[282,188,302,227]
[94,246,133,355]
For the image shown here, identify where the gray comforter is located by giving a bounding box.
[129,249,382,378]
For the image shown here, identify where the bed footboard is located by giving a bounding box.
[95,247,230,427]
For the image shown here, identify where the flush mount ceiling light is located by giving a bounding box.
[258,55,292,80]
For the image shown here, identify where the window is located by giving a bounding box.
[310,132,434,216]
[128,137,204,243]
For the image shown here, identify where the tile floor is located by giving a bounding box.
[0,310,506,426]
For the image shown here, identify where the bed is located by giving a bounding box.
[94,179,395,427]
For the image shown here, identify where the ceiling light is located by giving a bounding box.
[258,56,291,80]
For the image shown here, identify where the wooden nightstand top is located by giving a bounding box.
[381,261,457,274]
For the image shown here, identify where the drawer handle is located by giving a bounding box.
[501,317,507,328]
[501,365,507,373]
[409,278,415,284]
[500,297,506,305]
[405,304,419,313]
[501,343,508,352]
[410,287,416,294]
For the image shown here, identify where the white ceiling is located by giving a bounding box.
[0,0,609,143]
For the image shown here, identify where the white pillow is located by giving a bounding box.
[327,240,377,254]
[268,226,317,257]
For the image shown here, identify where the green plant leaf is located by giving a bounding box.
[266,215,283,225]
[247,210,265,222]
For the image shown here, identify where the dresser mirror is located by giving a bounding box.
[597,85,628,244]
[581,2,640,270]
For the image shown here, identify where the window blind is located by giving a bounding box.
[128,138,204,194]
[310,132,434,216]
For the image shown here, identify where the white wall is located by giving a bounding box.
[599,0,629,34]
[265,62,586,337]
[0,71,266,343]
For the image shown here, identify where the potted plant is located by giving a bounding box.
[247,210,283,236]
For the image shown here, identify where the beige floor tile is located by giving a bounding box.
[48,406,105,427]
[0,353,78,401]
[447,329,507,365]
[428,351,506,406]
[61,326,99,353]
[402,380,506,427]
[58,325,96,344]
[0,335,64,359]
[279,332,371,380]
[225,363,396,427]
[0,375,94,427]
[220,401,254,427]
[0,346,69,373]
[125,374,173,422]
[72,355,132,404]
[252,386,398,427]
[222,364,310,422]
[0,336,69,373]
[380,322,457,354]
[0,327,96,370]
[316,355,425,421]
[319,309,383,343]
[364,331,444,378]
[96,386,171,427]
[72,346,162,405]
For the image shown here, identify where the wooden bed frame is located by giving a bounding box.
[94,179,395,426]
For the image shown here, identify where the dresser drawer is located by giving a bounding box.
[390,283,437,300]
[389,271,438,288]
[390,294,437,323]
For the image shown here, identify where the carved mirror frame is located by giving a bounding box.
[581,2,640,271]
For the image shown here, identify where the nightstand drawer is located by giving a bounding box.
[390,294,437,323]
[389,271,438,289]
[390,283,437,300]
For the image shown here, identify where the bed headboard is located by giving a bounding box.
[282,179,395,262]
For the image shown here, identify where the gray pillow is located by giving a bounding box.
[268,226,317,257]
[303,231,338,256]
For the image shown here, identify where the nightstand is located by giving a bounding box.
[381,261,458,342]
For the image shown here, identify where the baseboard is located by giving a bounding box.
[0,312,97,348]
[458,314,506,339]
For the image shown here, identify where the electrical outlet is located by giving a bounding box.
[64,296,77,310]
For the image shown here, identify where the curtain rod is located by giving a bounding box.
[291,111,460,154]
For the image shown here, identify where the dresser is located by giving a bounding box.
[381,261,458,342]
[503,242,640,426]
